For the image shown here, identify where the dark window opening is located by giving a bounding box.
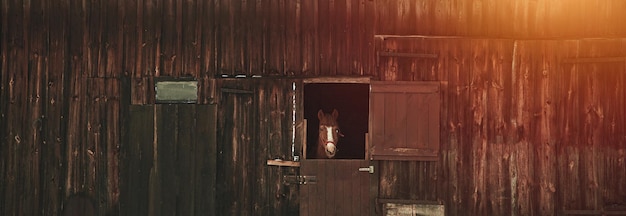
[304,83,369,159]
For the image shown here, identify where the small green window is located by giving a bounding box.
[155,79,198,104]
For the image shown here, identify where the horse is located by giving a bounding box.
[316,109,343,159]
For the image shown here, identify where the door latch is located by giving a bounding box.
[284,175,317,185]
[358,165,375,174]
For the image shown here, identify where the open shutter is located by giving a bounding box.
[369,81,440,161]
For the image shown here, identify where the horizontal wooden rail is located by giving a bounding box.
[266,159,300,167]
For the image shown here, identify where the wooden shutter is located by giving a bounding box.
[369,81,440,161]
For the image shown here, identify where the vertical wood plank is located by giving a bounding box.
[66,0,88,199]
[267,80,284,214]
[194,105,217,215]
[199,0,216,78]
[41,0,69,214]
[122,0,138,83]
[141,0,161,77]
[105,78,121,214]
[257,80,271,214]
[0,0,7,210]
[317,0,330,75]
[176,105,195,216]
[86,0,104,78]
[86,78,105,214]
[383,93,401,148]
[370,91,384,154]
[215,0,229,75]
[157,105,178,216]
[181,0,202,78]
[121,105,154,215]
[301,0,314,75]
[285,0,301,75]
[161,0,182,77]
[406,93,422,149]
[26,0,46,214]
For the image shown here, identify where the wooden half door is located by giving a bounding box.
[300,159,372,216]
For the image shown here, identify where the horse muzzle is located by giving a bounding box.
[325,142,337,157]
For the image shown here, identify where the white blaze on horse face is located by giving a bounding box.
[325,126,337,157]
[325,126,334,143]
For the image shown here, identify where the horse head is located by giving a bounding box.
[317,109,343,158]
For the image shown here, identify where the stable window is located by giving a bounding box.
[369,81,440,161]
[303,79,369,159]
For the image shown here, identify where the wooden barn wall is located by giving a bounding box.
[2,0,626,215]
[377,37,626,215]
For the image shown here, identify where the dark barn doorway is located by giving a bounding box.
[304,83,369,159]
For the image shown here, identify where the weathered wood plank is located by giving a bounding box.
[161,0,181,77]
[199,0,217,78]
[86,0,105,78]
[25,0,47,214]
[66,0,89,199]
[121,105,154,215]
[181,0,202,78]
[215,0,230,75]
[7,1,30,215]
[285,0,301,76]
[0,0,8,210]
[157,105,178,216]
[176,105,195,216]
[141,0,161,77]
[105,78,121,214]
[300,0,315,75]
[267,79,285,215]
[194,105,217,215]
[131,77,153,105]
[41,0,69,214]
[316,0,330,76]
[86,78,104,214]
[257,80,272,213]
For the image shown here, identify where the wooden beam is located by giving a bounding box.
[303,77,371,84]
[377,198,441,205]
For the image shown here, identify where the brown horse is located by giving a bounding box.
[316,109,343,158]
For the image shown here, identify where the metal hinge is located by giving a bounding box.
[283,175,317,185]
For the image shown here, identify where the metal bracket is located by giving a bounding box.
[283,175,317,185]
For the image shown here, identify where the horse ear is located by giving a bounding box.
[318,109,325,120]
[332,109,339,119]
